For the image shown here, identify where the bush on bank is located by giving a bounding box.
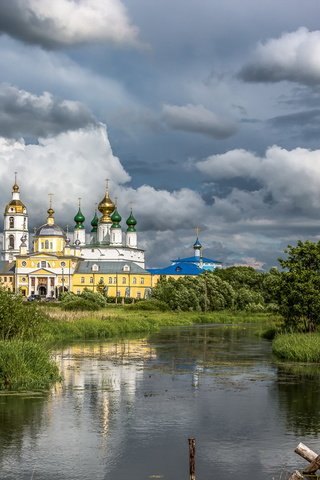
[0,340,60,390]
[272,333,320,362]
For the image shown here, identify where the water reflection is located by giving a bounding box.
[0,326,319,479]
[276,363,320,437]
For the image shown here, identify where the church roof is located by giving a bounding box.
[35,223,66,237]
[148,262,202,276]
[171,256,222,264]
[0,261,15,274]
[75,261,149,274]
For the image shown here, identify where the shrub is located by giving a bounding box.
[62,298,101,311]
[130,299,170,311]
[0,340,60,390]
[0,290,47,340]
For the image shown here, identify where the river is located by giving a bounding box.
[1,324,320,480]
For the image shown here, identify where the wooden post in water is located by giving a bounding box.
[188,438,196,480]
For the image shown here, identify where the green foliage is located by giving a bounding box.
[0,289,47,340]
[272,333,320,362]
[60,289,107,311]
[0,340,60,390]
[277,240,320,332]
[129,299,170,311]
[152,272,235,311]
[214,266,263,291]
[234,287,265,311]
[62,298,101,311]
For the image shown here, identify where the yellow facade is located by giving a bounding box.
[72,272,153,299]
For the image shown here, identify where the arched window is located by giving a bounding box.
[132,277,137,284]
[9,217,14,229]
[9,235,14,249]
[45,240,49,249]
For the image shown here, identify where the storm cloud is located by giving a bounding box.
[162,104,237,139]
[239,28,320,86]
[0,84,97,138]
[0,0,141,49]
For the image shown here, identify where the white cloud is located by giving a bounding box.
[0,0,142,49]
[240,27,320,85]
[0,83,96,137]
[197,145,320,216]
[0,125,130,224]
[162,103,237,138]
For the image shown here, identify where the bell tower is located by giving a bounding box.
[3,173,29,261]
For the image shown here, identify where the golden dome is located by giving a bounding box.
[98,190,115,223]
[5,199,26,214]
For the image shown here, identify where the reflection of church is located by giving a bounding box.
[0,177,153,299]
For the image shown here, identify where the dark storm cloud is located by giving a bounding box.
[269,109,320,127]
[162,104,237,139]
[0,0,141,49]
[239,28,320,86]
[0,84,97,138]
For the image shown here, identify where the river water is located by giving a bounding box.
[1,324,320,480]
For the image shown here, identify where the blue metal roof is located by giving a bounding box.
[148,262,202,276]
[171,256,222,264]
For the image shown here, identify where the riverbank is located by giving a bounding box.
[272,332,320,362]
[0,303,280,391]
[41,306,278,342]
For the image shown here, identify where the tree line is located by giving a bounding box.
[152,240,320,333]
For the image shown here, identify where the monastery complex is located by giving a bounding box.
[0,177,221,299]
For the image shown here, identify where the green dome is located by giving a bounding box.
[90,211,99,233]
[111,208,122,229]
[74,208,85,230]
[126,210,137,232]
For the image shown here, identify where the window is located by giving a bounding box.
[123,264,130,272]
[137,292,141,299]
[77,290,81,295]
[4,277,7,282]
[41,261,46,268]
[122,277,126,284]
[132,277,137,284]
[61,261,66,267]
[9,217,14,229]
[81,277,85,283]
[113,277,116,284]
[92,264,99,272]
[23,218,26,229]
[116,291,121,297]
[108,277,112,284]
[22,261,27,267]
[22,277,26,282]
[140,278,144,285]
[9,235,14,249]
[41,242,44,249]
[31,278,35,286]
[100,277,104,283]
[90,277,93,283]
[45,240,49,249]
[50,242,53,249]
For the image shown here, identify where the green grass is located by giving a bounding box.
[272,332,320,362]
[39,306,277,342]
[0,340,60,390]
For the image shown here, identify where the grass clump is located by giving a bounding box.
[60,290,107,311]
[129,299,170,311]
[272,332,320,362]
[0,340,60,390]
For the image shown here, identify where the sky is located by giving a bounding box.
[1,0,320,268]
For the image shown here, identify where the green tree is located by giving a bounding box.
[278,240,320,332]
[0,290,46,340]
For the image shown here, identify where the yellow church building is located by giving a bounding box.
[0,177,153,299]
